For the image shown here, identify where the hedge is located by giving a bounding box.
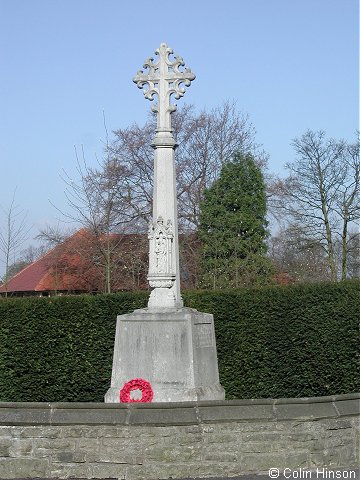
[0,281,358,401]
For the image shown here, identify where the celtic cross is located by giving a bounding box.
[133,43,195,132]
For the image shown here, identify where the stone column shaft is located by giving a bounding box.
[150,132,182,308]
[133,43,195,310]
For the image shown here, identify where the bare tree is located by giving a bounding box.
[57,142,145,293]
[335,138,360,279]
[36,224,72,249]
[110,100,266,231]
[52,102,267,292]
[269,226,332,283]
[270,130,359,281]
[344,229,360,278]
[19,244,46,263]
[0,190,30,291]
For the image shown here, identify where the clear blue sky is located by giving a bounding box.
[0,0,358,268]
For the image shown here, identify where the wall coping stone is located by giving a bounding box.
[0,393,359,426]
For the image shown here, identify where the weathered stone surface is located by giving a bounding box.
[126,462,245,480]
[105,308,225,403]
[0,443,10,457]
[334,398,360,416]
[91,462,127,478]
[146,443,202,463]
[51,403,128,425]
[8,438,33,457]
[198,403,273,422]
[0,403,51,425]
[0,394,359,479]
[54,451,86,463]
[19,426,63,438]
[324,418,353,430]
[50,461,92,478]
[128,403,199,425]
[274,400,338,420]
[0,458,49,478]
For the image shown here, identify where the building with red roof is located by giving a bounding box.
[0,229,148,296]
[0,250,54,296]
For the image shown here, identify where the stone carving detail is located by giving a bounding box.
[133,43,195,131]
[195,323,214,348]
[148,216,175,288]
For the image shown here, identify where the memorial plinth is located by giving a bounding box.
[105,43,225,403]
[105,308,224,402]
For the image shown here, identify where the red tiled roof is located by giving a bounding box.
[0,230,92,294]
[0,229,148,294]
[0,251,55,293]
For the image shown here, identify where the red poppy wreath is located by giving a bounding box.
[119,378,154,403]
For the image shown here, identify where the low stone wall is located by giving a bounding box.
[0,393,359,479]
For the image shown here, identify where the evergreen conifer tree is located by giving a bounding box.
[199,152,273,288]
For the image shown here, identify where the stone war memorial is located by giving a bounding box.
[105,43,225,403]
[0,43,359,480]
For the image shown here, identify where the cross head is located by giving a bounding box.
[133,43,195,132]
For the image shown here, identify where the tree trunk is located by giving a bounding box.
[318,163,337,281]
[341,207,349,281]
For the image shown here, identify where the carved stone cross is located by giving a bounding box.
[133,43,195,132]
[133,43,195,309]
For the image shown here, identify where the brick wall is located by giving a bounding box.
[0,394,359,479]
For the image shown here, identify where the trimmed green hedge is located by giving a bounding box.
[0,292,147,402]
[185,281,360,398]
[0,282,359,401]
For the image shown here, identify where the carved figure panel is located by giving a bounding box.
[148,216,174,278]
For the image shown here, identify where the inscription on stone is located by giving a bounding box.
[195,323,214,348]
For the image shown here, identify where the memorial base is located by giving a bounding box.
[105,307,225,403]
